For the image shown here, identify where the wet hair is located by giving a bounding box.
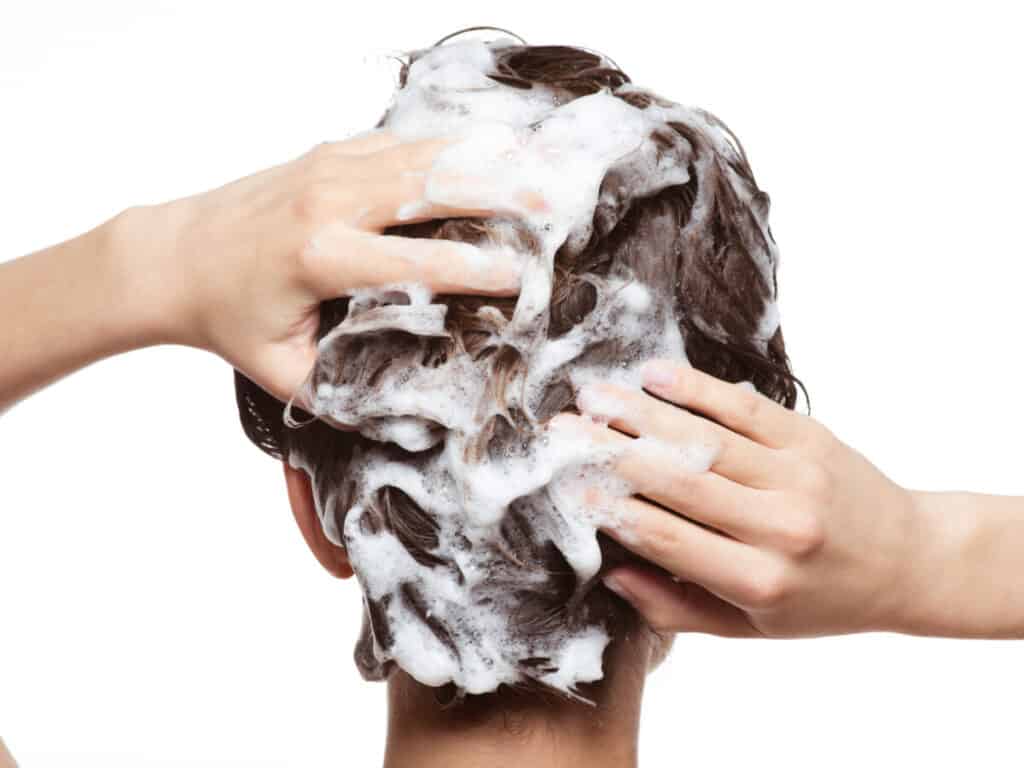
[234,33,801,703]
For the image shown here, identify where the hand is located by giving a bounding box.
[125,129,544,402]
[563,359,932,638]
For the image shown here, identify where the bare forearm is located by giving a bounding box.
[590,362,1024,642]
[897,490,1024,639]
[1,134,528,413]
[0,208,173,413]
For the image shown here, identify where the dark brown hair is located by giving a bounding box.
[235,35,801,702]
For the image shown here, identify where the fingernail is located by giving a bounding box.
[523,189,550,213]
[641,360,677,389]
[576,384,622,423]
[546,412,581,435]
[459,243,522,293]
[487,246,524,289]
[547,411,573,427]
[603,574,633,602]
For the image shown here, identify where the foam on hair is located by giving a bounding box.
[235,36,797,703]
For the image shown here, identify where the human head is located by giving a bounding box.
[235,32,797,704]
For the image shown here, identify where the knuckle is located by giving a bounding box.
[737,390,763,423]
[305,140,335,167]
[665,469,700,503]
[678,372,700,404]
[740,562,791,609]
[800,418,836,454]
[297,144,329,182]
[292,224,336,282]
[291,181,331,225]
[397,167,428,198]
[778,510,825,557]
[800,462,833,504]
[640,518,683,564]
[302,142,355,184]
[643,603,684,633]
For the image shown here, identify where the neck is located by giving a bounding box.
[382,629,651,768]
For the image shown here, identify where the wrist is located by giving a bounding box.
[887,490,1024,638]
[0,206,185,410]
[104,199,198,349]
[881,490,966,636]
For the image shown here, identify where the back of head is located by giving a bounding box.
[235,32,797,705]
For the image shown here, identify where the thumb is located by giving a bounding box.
[248,340,319,408]
[253,341,360,433]
[603,565,761,638]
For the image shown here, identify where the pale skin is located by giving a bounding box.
[571,366,1024,641]
[0,129,542,412]
[3,127,1024,765]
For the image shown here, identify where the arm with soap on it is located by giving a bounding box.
[563,360,1024,640]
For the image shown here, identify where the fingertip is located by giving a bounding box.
[546,411,605,439]
[575,382,625,423]
[640,358,683,390]
[609,565,759,638]
[603,572,636,602]
[258,345,319,410]
[521,188,550,213]
[603,566,680,630]
[436,240,523,296]
[606,563,674,595]
[547,411,580,430]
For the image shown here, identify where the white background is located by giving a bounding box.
[2,1,1022,766]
